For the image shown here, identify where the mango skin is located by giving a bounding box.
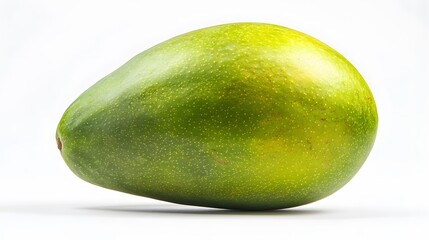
[56,23,378,210]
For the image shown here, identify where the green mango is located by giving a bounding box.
[56,23,377,210]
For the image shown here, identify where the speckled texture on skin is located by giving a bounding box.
[56,23,378,210]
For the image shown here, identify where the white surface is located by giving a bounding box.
[1,0,428,239]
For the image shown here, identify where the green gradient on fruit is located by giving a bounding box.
[56,23,378,210]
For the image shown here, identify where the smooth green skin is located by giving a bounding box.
[56,23,377,210]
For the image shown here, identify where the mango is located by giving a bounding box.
[56,23,378,210]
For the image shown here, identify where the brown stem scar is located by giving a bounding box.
[57,137,62,151]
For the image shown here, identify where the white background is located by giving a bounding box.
[1,0,428,239]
